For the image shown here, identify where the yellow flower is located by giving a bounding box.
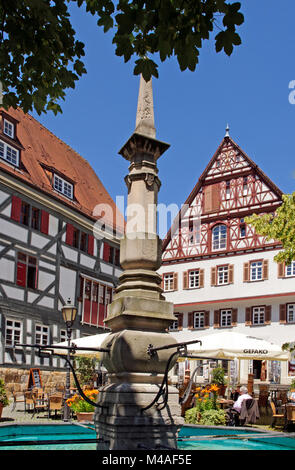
[210,384,219,392]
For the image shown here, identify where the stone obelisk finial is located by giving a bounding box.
[135,75,156,139]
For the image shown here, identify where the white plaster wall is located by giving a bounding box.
[48,214,59,237]
[62,246,78,263]
[31,232,49,249]
[38,270,55,291]
[59,266,76,303]
[2,285,24,301]
[80,253,96,269]
[0,258,14,282]
[1,219,28,242]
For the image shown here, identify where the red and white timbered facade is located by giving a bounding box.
[159,135,295,385]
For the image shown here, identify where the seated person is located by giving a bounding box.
[289,390,295,403]
[232,386,252,414]
[226,385,252,425]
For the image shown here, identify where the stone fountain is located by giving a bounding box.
[95,76,183,450]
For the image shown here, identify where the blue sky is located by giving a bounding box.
[33,0,295,218]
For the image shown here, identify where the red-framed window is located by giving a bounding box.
[11,196,49,234]
[16,252,38,290]
[80,277,113,328]
[65,224,94,256]
[103,241,117,264]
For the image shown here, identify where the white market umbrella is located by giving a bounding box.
[170,330,290,361]
[50,332,111,358]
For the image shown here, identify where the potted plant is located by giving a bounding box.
[0,378,9,420]
[211,366,227,397]
[66,389,99,422]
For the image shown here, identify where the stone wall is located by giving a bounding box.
[0,367,68,397]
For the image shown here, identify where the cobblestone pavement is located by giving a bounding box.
[0,401,68,424]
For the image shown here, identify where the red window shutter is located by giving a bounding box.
[103,242,110,262]
[16,261,27,287]
[263,260,269,280]
[188,312,194,330]
[229,265,234,284]
[115,248,120,266]
[278,263,285,278]
[199,269,204,288]
[232,308,238,326]
[177,313,183,330]
[211,267,217,286]
[183,271,188,289]
[245,307,252,326]
[173,272,178,291]
[66,224,74,246]
[213,310,220,328]
[279,304,287,324]
[11,196,22,222]
[265,305,271,325]
[243,262,250,282]
[40,210,49,234]
[87,234,94,256]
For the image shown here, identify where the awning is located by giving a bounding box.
[170,330,290,361]
[50,332,111,358]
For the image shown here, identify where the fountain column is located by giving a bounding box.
[95,76,183,450]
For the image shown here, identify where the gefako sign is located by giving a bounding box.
[243,349,268,355]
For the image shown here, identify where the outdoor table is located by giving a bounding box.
[218,399,234,409]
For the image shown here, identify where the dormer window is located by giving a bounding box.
[4,119,14,139]
[0,139,19,166]
[53,174,73,199]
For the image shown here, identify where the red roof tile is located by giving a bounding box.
[0,108,125,235]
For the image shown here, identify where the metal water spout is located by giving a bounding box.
[94,76,184,450]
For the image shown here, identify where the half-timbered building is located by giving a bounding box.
[0,107,124,376]
[159,129,295,386]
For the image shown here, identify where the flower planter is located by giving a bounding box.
[76,412,94,422]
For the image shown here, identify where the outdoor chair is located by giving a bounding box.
[270,400,285,428]
[47,394,64,419]
[12,392,25,411]
[239,399,260,425]
[24,391,35,414]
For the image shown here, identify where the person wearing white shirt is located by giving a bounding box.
[232,386,252,413]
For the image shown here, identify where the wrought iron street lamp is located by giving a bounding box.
[61,298,77,422]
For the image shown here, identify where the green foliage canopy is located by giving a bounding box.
[245,193,295,265]
[0,0,244,114]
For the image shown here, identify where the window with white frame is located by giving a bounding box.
[53,174,73,199]
[217,266,229,285]
[194,312,205,329]
[189,270,200,288]
[220,309,232,327]
[5,319,22,346]
[169,315,179,331]
[163,273,174,292]
[60,329,67,342]
[287,304,295,323]
[286,262,295,277]
[35,324,49,345]
[252,306,265,325]
[250,261,263,281]
[0,139,19,166]
[212,224,227,251]
[3,119,14,138]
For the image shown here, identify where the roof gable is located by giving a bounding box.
[162,136,283,256]
[0,108,125,234]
